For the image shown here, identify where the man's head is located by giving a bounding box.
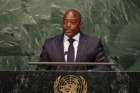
[63,9,81,38]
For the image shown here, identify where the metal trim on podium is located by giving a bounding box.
[28,62,116,71]
[28,62,115,66]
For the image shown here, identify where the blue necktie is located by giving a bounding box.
[67,38,75,62]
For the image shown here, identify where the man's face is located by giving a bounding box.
[63,11,81,38]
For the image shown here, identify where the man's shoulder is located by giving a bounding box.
[44,34,62,44]
[81,33,100,43]
[81,33,104,49]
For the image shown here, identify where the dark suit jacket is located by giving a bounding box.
[37,33,109,71]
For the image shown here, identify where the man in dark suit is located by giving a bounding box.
[37,9,109,70]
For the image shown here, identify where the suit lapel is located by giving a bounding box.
[56,34,65,61]
[76,33,88,62]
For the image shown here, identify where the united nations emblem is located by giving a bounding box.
[54,75,87,93]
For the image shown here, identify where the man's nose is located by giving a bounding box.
[67,22,71,27]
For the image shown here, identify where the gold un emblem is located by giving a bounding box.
[54,75,87,93]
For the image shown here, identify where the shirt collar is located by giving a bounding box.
[64,33,80,42]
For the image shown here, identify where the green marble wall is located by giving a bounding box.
[0,0,140,70]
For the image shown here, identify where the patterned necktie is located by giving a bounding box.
[67,38,75,62]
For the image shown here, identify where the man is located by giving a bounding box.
[37,9,109,70]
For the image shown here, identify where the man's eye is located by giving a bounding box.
[71,22,77,24]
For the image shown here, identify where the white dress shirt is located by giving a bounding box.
[63,33,80,62]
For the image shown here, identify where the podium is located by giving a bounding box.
[27,62,116,92]
[0,62,130,93]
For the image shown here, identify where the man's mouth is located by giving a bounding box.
[65,31,71,33]
[65,29,72,33]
